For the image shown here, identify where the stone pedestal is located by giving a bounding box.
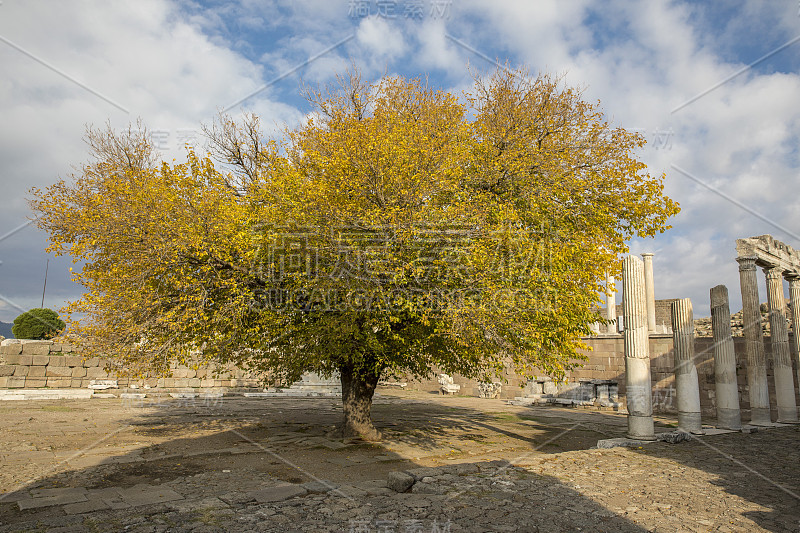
[671,298,703,434]
[737,256,771,425]
[606,275,617,334]
[710,285,742,430]
[764,267,798,423]
[789,277,800,393]
[642,253,656,333]
[623,255,655,440]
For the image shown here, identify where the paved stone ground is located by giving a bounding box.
[0,391,797,532]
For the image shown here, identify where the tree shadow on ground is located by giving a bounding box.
[0,394,658,532]
[632,425,800,533]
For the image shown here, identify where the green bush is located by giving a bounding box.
[11,308,65,340]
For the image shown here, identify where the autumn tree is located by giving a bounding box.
[31,67,678,440]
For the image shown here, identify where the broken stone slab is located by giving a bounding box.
[17,488,88,510]
[63,497,112,515]
[387,471,416,493]
[301,480,339,494]
[120,393,147,399]
[594,438,655,449]
[88,379,118,390]
[117,484,183,507]
[657,431,693,444]
[249,483,307,503]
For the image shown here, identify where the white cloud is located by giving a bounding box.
[356,16,406,59]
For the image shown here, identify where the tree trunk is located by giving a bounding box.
[339,362,381,441]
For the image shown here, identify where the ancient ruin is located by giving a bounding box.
[622,255,655,440]
[671,298,703,433]
[710,285,742,430]
[736,235,800,424]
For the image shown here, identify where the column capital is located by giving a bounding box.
[762,265,784,280]
[736,256,757,271]
[784,275,800,286]
[641,252,654,258]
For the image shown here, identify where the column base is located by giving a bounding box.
[749,407,772,426]
[715,408,742,431]
[627,415,656,440]
[776,406,799,424]
[677,411,704,434]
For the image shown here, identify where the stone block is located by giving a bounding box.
[86,367,108,379]
[28,366,46,377]
[188,378,201,388]
[249,484,307,503]
[24,378,46,388]
[200,379,215,388]
[1,343,22,355]
[47,378,71,387]
[13,366,29,377]
[0,377,8,387]
[61,344,73,352]
[387,471,416,493]
[4,354,21,365]
[50,343,62,352]
[8,377,26,388]
[64,356,83,367]
[85,357,100,367]
[72,367,87,378]
[18,355,33,366]
[46,366,74,377]
[71,379,84,388]
[185,369,196,378]
[31,355,49,366]
[0,365,16,377]
[48,356,68,367]
[21,341,53,355]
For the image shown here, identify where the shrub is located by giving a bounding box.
[11,308,65,340]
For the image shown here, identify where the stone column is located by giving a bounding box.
[710,285,742,430]
[605,275,617,334]
[789,277,800,394]
[671,298,703,433]
[737,256,771,425]
[764,266,798,423]
[623,255,655,440]
[642,253,656,333]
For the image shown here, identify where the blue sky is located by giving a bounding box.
[0,0,799,324]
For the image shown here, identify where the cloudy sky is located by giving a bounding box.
[0,0,799,325]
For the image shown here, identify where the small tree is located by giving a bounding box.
[12,308,65,340]
[30,67,679,440]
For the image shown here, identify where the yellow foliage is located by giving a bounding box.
[30,67,678,386]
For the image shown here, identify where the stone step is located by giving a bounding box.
[0,389,94,401]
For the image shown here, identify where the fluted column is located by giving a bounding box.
[642,253,656,333]
[710,285,742,430]
[671,298,703,433]
[623,255,655,440]
[789,277,800,394]
[737,256,771,425]
[764,266,798,423]
[605,275,617,334]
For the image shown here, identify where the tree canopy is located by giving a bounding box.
[11,308,66,340]
[31,67,679,439]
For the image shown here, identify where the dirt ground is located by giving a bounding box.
[0,390,798,532]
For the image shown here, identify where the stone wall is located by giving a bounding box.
[2,336,799,418]
[401,333,800,416]
[0,339,266,391]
